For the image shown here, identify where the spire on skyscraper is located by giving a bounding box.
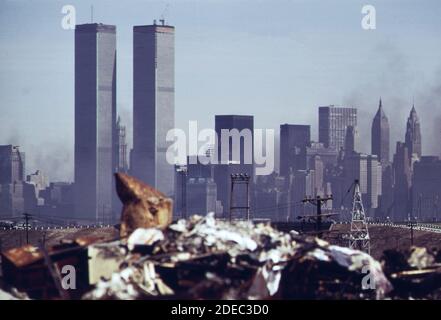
[405,103,422,161]
[371,98,390,165]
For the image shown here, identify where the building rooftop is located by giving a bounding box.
[76,23,116,33]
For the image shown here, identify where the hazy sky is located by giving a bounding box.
[1,0,441,181]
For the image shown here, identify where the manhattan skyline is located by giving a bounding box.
[1,0,441,181]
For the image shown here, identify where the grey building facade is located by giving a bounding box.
[74,23,116,222]
[319,106,357,152]
[306,142,339,168]
[279,124,311,177]
[343,152,381,216]
[186,178,218,216]
[411,156,441,221]
[214,115,254,218]
[0,145,26,217]
[131,22,175,196]
[0,145,25,185]
[392,142,411,221]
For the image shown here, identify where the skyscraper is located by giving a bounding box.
[393,142,411,221]
[371,98,390,166]
[214,115,254,217]
[411,156,441,221]
[343,152,381,216]
[279,124,311,177]
[405,105,422,162]
[0,145,25,217]
[215,115,254,168]
[344,125,357,155]
[186,177,218,216]
[74,23,116,222]
[0,145,25,184]
[131,21,175,196]
[319,106,357,152]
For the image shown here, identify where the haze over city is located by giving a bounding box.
[1,0,441,182]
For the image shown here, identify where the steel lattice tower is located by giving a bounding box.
[348,180,371,254]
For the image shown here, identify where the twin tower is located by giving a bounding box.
[74,22,175,222]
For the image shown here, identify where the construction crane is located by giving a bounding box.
[347,180,371,254]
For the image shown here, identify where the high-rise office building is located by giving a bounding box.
[0,145,26,217]
[74,23,116,222]
[411,156,441,221]
[306,142,339,168]
[344,125,357,155]
[0,145,25,184]
[186,177,218,216]
[290,170,316,218]
[405,105,422,162]
[214,115,254,217]
[279,124,311,177]
[378,164,394,220]
[215,115,254,168]
[371,99,390,166]
[319,106,357,152]
[131,21,175,196]
[393,142,411,221]
[343,153,381,216]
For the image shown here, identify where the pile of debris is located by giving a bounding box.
[1,173,440,300]
[381,247,441,299]
[82,212,391,300]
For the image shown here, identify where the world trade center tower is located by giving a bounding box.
[131,21,175,196]
[74,24,117,222]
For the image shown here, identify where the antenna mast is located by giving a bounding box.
[160,3,170,25]
[348,180,371,254]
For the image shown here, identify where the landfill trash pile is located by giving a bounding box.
[0,287,29,300]
[381,246,441,299]
[83,213,392,300]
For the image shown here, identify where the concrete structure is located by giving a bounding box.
[290,170,316,218]
[24,170,47,214]
[174,155,217,219]
[309,155,325,196]
[319,106,357,152]
[131,22,175,196]
[279,124,311,177]
[186,178,217,216]
[371,99,390,166]
[405,105,422,162]
[254,173,286,221]
[40,182,75,219]
[411,156,441,221]
[26,170,48,193]
[306,142,339,168]
[0,145,25,185]
[378,164,394,220]
[74,23,116,222]
[0,145,26,217]
[393,142,411,221]
[344,125,357,155]
[343,153,381,216]
[214,115,254,217]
